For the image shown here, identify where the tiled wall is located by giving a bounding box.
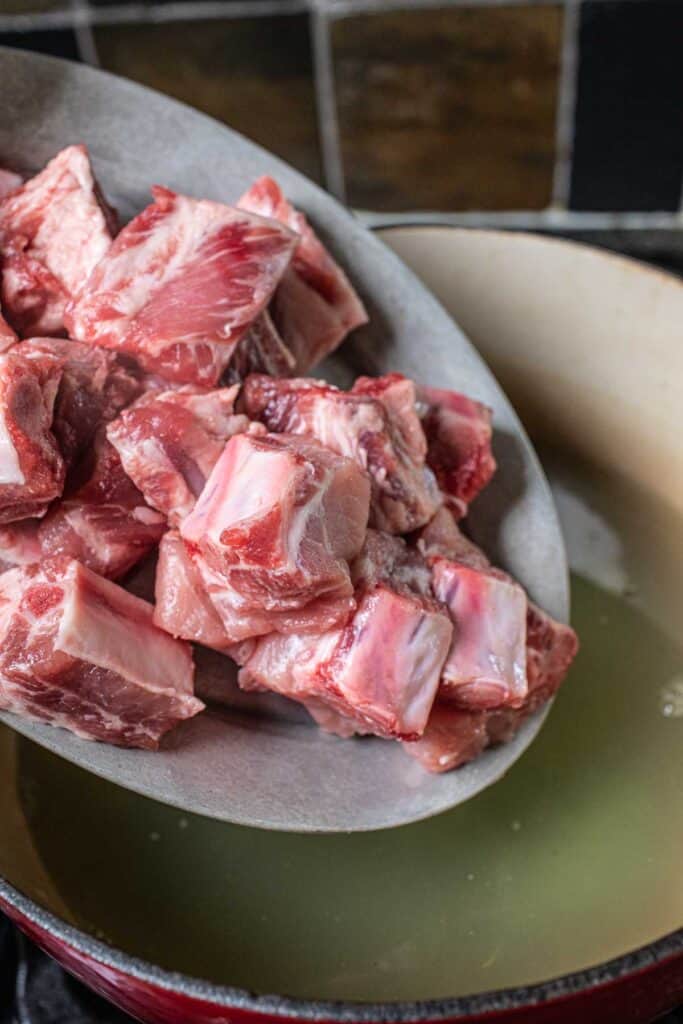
[1,0,681,269]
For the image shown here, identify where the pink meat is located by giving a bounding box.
[181,432,370,641]
[417,385,496,517]
[403,603,578,772]
[23,338,141,470]
[238,531,452,740]
[238,176,367,372]
[226,311,295,383]
[0,346,64,523]
[66,187,297,386]
[107,383,262,526]
[37,430,166,580]
[0,556,202,749]
[0,169,23,200]
[0,307,17,353]
[0,146,115,337]
[0,519,41,574]
[414,505,490,569]
[431,558,528,710]
[241,373,440,534]
[154,530,232,652]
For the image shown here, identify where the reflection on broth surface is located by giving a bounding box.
[1,449,682,1002]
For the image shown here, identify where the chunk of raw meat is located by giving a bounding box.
[181,432,370,641]
[107,383,262,526]
[225,311,295,383]
[238,532,452,739]
[0,169,22,200]
[241,373,440,533]
[0,556,202,749]
[414,506,490,569]
[37,430,165,580]
[0,146,115,337]
[66,187,297,386]
[403,603,578,772]
[24,338,141,470]
[417,385,496,517]
[238,176,367,372]
[154,530,232,651]
[0,307,17,353]
[431,558,528,710]
[0,519,41,574]
[0,346,64,523]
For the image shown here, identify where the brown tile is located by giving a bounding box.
[332,5,562,211]
[94,17,322,184]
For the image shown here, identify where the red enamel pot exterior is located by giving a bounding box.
[2,882,682,1024]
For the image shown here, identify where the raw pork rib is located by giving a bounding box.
[154,530,232,651]
[0,520,41,574]
[66,187,297,386]
[107,383,261,526]
[241,372,441,533]
[24,338,141,470]
[417,385,496,517]
[237,531,452,740]
[431,557,528,710]
[181,432,370,641]
[0,145,115,337]
[226,311,295,382]
[0,346,64,523]
[0,169,22,200]
[0,556,202,749]
[238,176,367,372]
[37,429,165,579]
[403,602,579,772]
[0,306,17,352]
[417,506,528,710]
[415,505,490,569]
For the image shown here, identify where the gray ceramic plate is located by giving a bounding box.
[0,48,568,832]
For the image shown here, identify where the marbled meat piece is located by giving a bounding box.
[241,372,440,533]
[37,429,165,580]
[0,519,41,574]
[417,385,496,517]
[0,345,64,523]
[0,556,202,749]
[225,311,295,383]
[238,176,367,372]
[414,505,490,569]
[237,531,452,739]
[403,603,578,772]
[0,169,22,200]
[66,186,297,386]
[24,338,141,470]
[431,557,528,710]
[0,145,115,337]
[181,432,370,640]
[0,306,17,353]
[154,530,232,652]
[107,383,262,526]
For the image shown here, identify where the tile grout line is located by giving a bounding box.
[322,0,646,17]
[551,0,581,208]
[0,1,308,34]
[72,0,100,67]
[0,0,651,34]
[310,4,347,203]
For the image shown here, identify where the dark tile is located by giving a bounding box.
[94,17,322,184]
[332,5,562,211]
[571,0,683,211]
[0,27,80,60]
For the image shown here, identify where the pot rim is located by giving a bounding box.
[2,875,681,1021]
